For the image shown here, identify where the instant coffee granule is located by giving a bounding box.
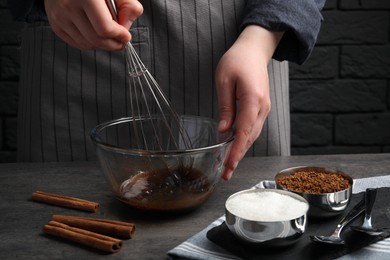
[276,169,351,194]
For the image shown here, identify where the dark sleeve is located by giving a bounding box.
[7,0,47,22]
[240,0,326,65]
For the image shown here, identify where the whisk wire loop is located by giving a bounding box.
[124,42,193,152]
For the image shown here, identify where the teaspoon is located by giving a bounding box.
[310,197,365,245]
[350,188,386,236]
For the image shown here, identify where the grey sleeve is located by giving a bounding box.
[240,0,326,64]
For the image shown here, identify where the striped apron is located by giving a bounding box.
[17,0,290,162]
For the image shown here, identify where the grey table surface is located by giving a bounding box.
[1,153,390,259]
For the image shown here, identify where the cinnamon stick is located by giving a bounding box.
[32,191,99,212]
[43,221,122,253]
[52,215,135,238]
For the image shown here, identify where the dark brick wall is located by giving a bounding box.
[290,0,390,155]
[0,0,21,162]
[0,1,389,162]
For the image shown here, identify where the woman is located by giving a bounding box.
[8,0,325,180]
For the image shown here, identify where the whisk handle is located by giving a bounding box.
[105,0,119,21]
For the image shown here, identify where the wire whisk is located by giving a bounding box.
[124,42,193,151]
[105,0,193,152]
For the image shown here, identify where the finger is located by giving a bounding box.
[222,98,262,180]
[72,9,125,50]
[45,3,94,50]
[84,0,131,43]
[51,21,95,50]
[221,123,253,180]
[222,119,264,181]
[216,75,236,133]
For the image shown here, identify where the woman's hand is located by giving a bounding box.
[44,0,143,51]
[216,25,283,180]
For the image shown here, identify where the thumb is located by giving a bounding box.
[116,0,144,30]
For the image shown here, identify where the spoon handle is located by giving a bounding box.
[338,196,365,228]
[365,188,377,220]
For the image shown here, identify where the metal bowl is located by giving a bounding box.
[225,189,309,247]
[275,166,353,218]
[90,115,234,213]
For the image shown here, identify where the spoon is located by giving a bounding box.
[310,197,365,245]
[350,188,385,236]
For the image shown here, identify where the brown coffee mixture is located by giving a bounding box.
[118,167,212,212]
[276,169,351,194]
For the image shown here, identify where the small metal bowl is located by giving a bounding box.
[275,166,353,218]
[225,189,309,247]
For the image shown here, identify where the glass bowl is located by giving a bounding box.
[90,115,234,212]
